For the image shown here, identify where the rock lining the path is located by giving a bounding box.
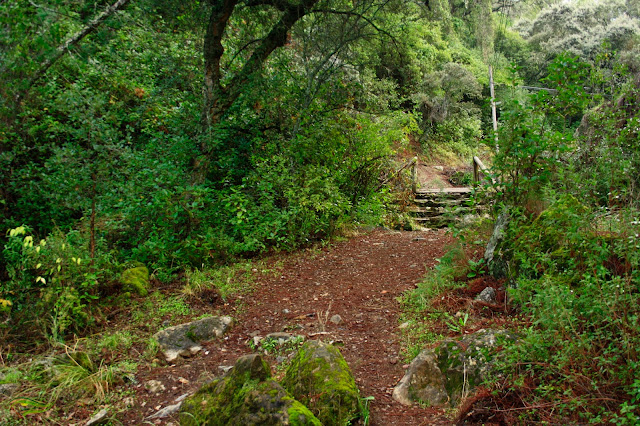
[393,329,515,407]
[180,353,321,425]
[485,212,510,278]
[475,286,497,304]
[153,316,233,362]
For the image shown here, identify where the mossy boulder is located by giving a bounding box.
[121,265,150,296]
[282,340,361,425]
[180,354,320,425]
[393,329,516,407]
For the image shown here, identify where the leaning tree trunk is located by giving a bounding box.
[201,0,319,130]
[25,0,132,91]
[195,0,318,181]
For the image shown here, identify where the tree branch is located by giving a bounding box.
[203,0,319,126]
[25,0,132,91]
[311,8,396,41]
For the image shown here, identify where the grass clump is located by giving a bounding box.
[398,244,469,361]
[182,261,268,301]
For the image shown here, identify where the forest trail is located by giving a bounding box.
[119,163,464,424]
[126,228,456,425]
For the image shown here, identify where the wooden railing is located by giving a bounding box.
[377,156,418,192]
[473,156,496,185]
[472,156,488,183]
[380,156,491,194]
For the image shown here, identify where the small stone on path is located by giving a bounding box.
[330,314,343,324]
[85,408,109,426]
[145,380,165,394]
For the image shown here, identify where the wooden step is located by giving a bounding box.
[414,187,472,201]
[415,187,472,194]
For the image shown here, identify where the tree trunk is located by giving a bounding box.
[201,0,319,130]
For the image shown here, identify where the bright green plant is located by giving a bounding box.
[2,226,113,341]
[445,312,470,333]
[466,258,486,278]
[360,396,375,426]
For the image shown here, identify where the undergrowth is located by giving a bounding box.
[457,58,640,423]
[0,260,268,424]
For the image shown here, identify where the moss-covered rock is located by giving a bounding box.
[180,354,320,425]
[393,329,516,407]
[121,265,150,296]
[282,340,361,425]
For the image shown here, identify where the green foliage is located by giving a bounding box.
[483,50,640,422]
[2,226,114,341]
[497,197,640,421]
[3,350,137,414]
[183,262,260,302]
[258,335,305,356]
[486,55,595,207]
[445,311,470,333]
[0,0,499,303]
[572,70,640,206]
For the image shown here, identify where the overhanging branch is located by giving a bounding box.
[25,0,132,91]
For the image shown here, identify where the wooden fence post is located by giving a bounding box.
[411,157,417,193]
[473,158,479,183]
[489,65,499,151]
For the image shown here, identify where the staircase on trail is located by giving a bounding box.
[401,156,490,227]
[409,187,473,227]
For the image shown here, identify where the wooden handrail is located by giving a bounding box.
[377,157,418,192]
[411,157,417,193]
[473,156,495,185]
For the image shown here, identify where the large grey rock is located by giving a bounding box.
[153,316,233,362]
[393,329,515,407]
[484,212,510,278]
[282,340,361,425]
[180,354,320,425]
[392,350,448,406]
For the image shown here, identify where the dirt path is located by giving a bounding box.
[125,228,456,425]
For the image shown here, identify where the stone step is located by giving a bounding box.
[412,216,449,228]
[414,188,472,201]
[413,198,468,207]
[409,206,473,217]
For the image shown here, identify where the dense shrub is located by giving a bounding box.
[482,55,640,423]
